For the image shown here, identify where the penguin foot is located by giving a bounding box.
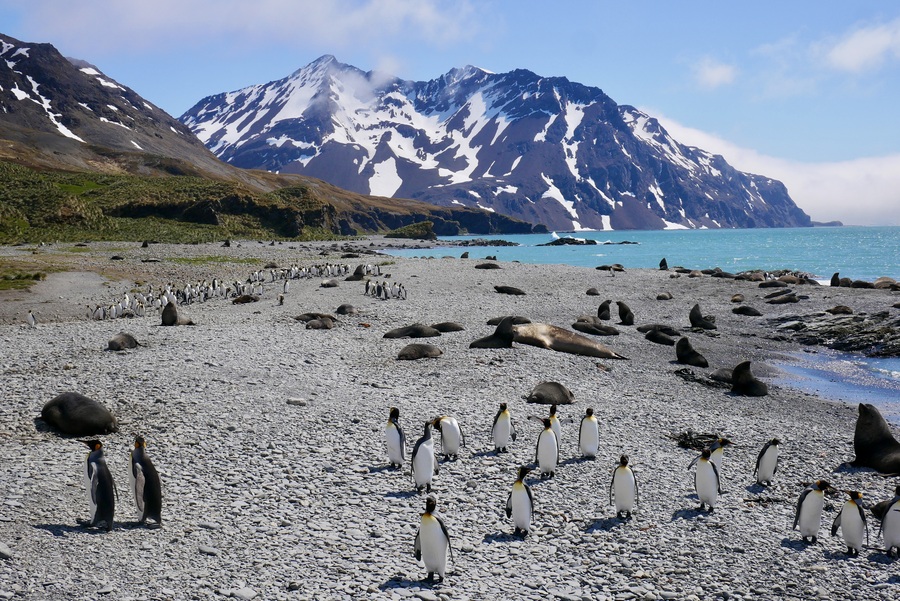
[698,503,706,511]
[847,547,857,556]
[426,484,432,493]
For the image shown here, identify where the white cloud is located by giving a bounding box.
[650,112,900,226]
[692,57,737,90]
[825,18,900,73]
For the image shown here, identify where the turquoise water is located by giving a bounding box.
[387,226,900,282]
[387,226,900,420]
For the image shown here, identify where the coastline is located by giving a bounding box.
[1,239,899,599]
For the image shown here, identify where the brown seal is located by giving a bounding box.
[383,323,442,339]
[512,322,628,359]
[675,337,708,368]
[494,285,526,295]
[850,403,900,474]
[730,361,768,396]
[397,343,443,360]
[689,304,716,330]
[107,332,140,351]
[616,301,635,326]
[524,382,574,405]
[40,392,118,436]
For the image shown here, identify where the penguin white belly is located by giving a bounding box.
[492,416,511,449]
[695,462,718,508]
[710,449,724,478]
[579,420,599,457]
[511,484,532,532]
[84,460,97,520]
[614,468,636,512]
[756,448,778,484]
[441,419,462,455]
[419,517,449,576]
[537,431,558,474]
[840,505,864,551]
[550,417,562,446]
[412,440,435,487]
[883,502,900,551]
[386,424,404,465]
[798,492,824,538]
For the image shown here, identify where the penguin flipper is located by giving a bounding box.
[133,464,146,513]
[414,529,422,561]
[526,483,534,512]
[510,421,517,442]
[711,462,722,494]
[857,503,869,546]
[830,511,842,537]
[608,469,615,506]
[794,488,812,530]
[686,454,700,470]
[634,471,639,506]
[399,426,406,461]
[505,492,512,518]
[436,515,453,561]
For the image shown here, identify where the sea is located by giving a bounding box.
[386,226,900,422]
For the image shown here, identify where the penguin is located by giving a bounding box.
[578,407,600,459]
[414,496,452,583]
[754,438,780,486]
[609,455,638,519]
[693,448,721,512]
[879,486,900,557]
[130,435,163,526]
[26,310,36,328]
[411,422,439,493]
[385,407,406,469]
[505,465,534,537]
[527,405,562,448]
[491,402,517,453]
[534,418,559,479]
[793,480,832,543]
[432,416,465,461]
[831,490,868,556]
[709,437,734,472]
[80,439,115,531]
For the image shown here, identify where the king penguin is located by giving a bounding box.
[610,455,638,519]
[879,485,900,557]
[831,490,868,556]
[693,448,721,512]
[491,402,517,453]
[26,310,36,328]
[411,422,439,493]
[754,438,780,486]
[578,408,600,459]
[793,479,832,543]
[506,465,534,537]
[432,415,465,461]
[414,496,452,583]
[709,437,734,483]
[130,435,162,526]
[80,439,115,531]
[385,407,406,469]
[535,418,559,479]
[547,404,562,446]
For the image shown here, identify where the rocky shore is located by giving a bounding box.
[1,239,899,600]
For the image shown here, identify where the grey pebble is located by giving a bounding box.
[199,545,220,556]
[0,543,11,560]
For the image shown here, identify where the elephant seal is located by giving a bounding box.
[383,323,442,339]
[107,332,140,351]
[487,315,531,326]
[524,382,574,405]
[675,337,708,368]
[40,392,118,436]
[732,306,763,316]
[430,322,466,333]
[616,301,635,326]
[597,300,612,320]
[851,403,900,474]
[730,361,768,396]
[397,343,443,360]
[637,324,679,337]
[512,322,628,359]
[689,304,716,330]
[306,317,335,329]
[572,317,619,336]
[645,329,675,346]
[161,303,194,326]
[494,285,526,295]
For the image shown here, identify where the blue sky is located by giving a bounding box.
[2,0,899,225]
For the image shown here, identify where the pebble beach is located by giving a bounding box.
[1,239,899,601]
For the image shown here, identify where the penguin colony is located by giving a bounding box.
[387,404,900,583]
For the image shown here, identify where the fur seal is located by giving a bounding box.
[659,258,668,270]
[475,262,501,269]
[486,315,531,326]
[512,322,628,359]
[850,403,900,474]
[656,292,673,300]
[731,294,745,303]
[597,300,612,320]
[572,316,619,336]
[689,304,717,330]
[645,329,675,346]
[398,343,443,360]
[759,280,788,288]
[306,317,335,329]
[826,305,853,315]
[616,301,635,326]
[766,293,799,304]
[675,337,708,368]
[344,265,366,281]
[637,324,679,336]
[494,285,526,295]
[107,332,139,351]
[730,361,768,396]
[336,304,358,315]
[232,294,259,304]
[732,306,763,316]
[586,287,600,296]
[524,382,574,405]
[160,303,194,326]
[383,323,442,339]
[430,322,466,333]
[830,272,841,287]
[470,316,517,348]
[40,392,118,436]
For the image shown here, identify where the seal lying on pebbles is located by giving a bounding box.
[586,287,600,296]
[320,279,339,288]
[336,304,358,315]
[397,343,443,360]
[487,316,531,326]
[571,317,619,336]
[107,332,140,351]
[161,303,194,326]
[689,304,717,330]
[676,337,708,368]
[850,403,900,475]
[295,312,335,322]
[494,285,526,295]
[645,329,675,346]
[475,262,501,269]
[730,361,768,396]
[383,323,442,339]
[471,317,517,348]
[430,322,465,333]
[232,294,259,304]
[40,392,118,436]
[656,291,673,300]
[766,293,799,305]
[306,317,335,329]
[637,324,679,337]
[524,381,574,405]
[732,306,763,316]
[471,318,628,359]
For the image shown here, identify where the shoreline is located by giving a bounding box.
[1,239,900,599]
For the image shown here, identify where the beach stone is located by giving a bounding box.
[0,542,11,559]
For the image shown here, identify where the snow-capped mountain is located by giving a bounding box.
[181,55,811,231]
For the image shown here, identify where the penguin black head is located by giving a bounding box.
[542,418,552,429]
[769,438,781,446]
[618,455,629,467]
[815,479,831,492]
[586,407,594,417]
[712,437,734,449]
[389,407,400,420]
[847,490,863,501]
[80,439,103,452]
[549,405,557,417]
[423,421,432,434]
[134,435,147,449]
[424,496,437,514]
[517,465,532,480]
[700,448,712,460]
[431,416,443,431]
[499,402,508,411]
